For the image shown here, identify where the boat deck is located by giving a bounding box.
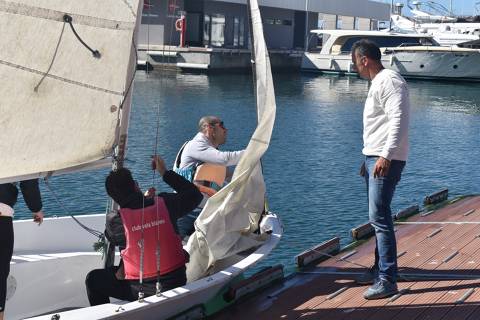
[214,195,480,320]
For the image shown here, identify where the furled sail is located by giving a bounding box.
[0,0,141,183]
[186,0,277,281]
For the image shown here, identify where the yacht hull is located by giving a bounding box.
[302,50,480,81]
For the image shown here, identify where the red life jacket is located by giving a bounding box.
[119,197,186,280]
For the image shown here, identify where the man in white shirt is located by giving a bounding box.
[174,116,245,238]
[351,40,410,300]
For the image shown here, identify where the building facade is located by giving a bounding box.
[139,0,390,50]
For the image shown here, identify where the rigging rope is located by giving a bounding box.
[34,21,66,92]
[63,14,101,58]
[138,194,146,302]
[43,178,103,239]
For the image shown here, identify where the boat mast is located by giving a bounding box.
[247,0,258,120]
[304,0,309,51]
[390,0,394,30]
[104,1,143,269]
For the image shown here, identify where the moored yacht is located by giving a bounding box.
[301,29,480,81]
[389,2,480,47]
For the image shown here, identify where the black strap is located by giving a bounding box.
[174,141,189,170]
[63,14,101,58]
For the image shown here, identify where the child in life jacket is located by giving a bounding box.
[85,155,202,305]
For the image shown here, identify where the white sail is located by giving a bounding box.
[186,0,277,281]
[0,0,140,183]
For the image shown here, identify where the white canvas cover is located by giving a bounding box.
[186,0,277,281]
[0,0,140,183]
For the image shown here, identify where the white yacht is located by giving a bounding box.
[390,2,480,47]
[391,14,480,47]
[301,29,480,81]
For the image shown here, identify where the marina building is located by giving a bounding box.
[138,0,390,70]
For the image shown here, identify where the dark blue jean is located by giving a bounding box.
[364,156,405,284]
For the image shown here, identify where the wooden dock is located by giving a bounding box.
[214,195,480,320]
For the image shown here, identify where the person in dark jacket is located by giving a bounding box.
[0,180,44,319]
[85,155,202,306]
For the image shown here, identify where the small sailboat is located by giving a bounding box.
[0,0,282,319]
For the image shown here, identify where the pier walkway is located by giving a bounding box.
[214,195,480,320]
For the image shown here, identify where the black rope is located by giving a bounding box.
[43,177,104,239]
[34,21,66,92]
[63,14,101,59]
[119,39,138,110]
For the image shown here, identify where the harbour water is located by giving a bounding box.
[15,71,480,273]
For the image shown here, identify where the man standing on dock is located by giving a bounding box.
[352,40,410,300]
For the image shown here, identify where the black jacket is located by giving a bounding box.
[121,170,202,233]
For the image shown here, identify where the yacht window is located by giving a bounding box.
[341,36,433,52]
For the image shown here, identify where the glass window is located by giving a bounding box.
[336,15,342,29]
[203,15,211,46]
[341,36,438,52]
[234,17,239,47]
[239,18,245,47]
[354,17,359,30]
[318,19,325,29]
[233,17,246,47]
[264,19,292,26]
[211,14,225,47]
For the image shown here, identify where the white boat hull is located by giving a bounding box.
[6,213,282,320]
[302,50,480,81]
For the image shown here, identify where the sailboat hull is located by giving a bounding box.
[6,213,282,320]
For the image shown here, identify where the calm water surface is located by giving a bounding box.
[15,71,480,273]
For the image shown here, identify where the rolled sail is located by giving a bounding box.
[0,0,141,183]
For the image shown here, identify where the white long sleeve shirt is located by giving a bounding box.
[363,69,410,161]
[179,132,245,169]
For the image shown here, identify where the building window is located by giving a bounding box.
[336,15,342,29]
[265,18,292,26]
[167,0,179,18]
[211,14,225,47]
[233,17,245,47]
[318,19,325,29]
[354,17,359,30]
[203,15,211,46]
[203,14,226,47]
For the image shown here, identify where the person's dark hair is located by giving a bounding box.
[105,168,136,206]
[351,39,381,61]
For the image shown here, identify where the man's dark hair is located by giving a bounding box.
[105,167,136,206]
[351,39,381,61]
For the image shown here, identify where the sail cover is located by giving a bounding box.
[186,0,277,281]
[0,0,141,183]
